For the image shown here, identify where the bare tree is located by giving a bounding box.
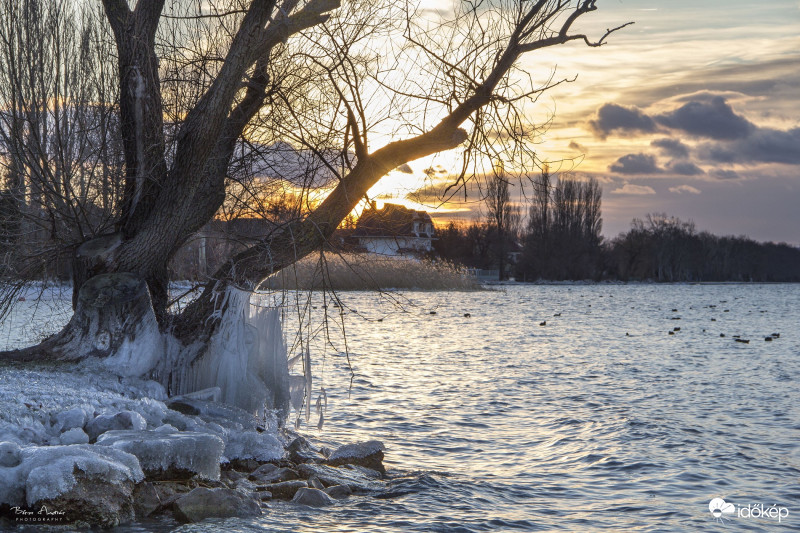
[0,1,628,394]
[485,164,520,280]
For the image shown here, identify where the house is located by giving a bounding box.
[352,203,434,256]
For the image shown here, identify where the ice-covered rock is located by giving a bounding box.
[287,435,325,464]
[59,428,90,445]
[326,440,386,474]
[292,487,333,507]
[173,487,261,523]
[54,407,88,432]
[0,444,143,509]
[86,411,147,441]
[34,468,138,527]
[96,429,225,481]
[223,430,283,463]
[0,441,21,467]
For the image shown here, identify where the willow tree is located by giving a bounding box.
[0,0,627,395]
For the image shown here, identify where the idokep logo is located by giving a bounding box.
[709,498,790,524]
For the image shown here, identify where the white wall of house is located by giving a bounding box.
[358,236,432,256]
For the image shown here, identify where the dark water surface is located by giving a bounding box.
[19,283,800,532]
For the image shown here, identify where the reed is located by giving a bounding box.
[264,253,480,291]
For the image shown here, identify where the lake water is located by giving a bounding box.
[5,283,800,531]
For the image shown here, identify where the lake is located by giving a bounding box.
[4,283,799,531]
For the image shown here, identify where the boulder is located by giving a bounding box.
[326,440,385,475]
[324,484,353,499]
[292,487,333,507]
[262,480,308,499]
[96,430,225,481]
[249,466,299,484]
[296,463,383,493]
[287,436,325,464]
[33,469,137,528]
[132,482,161,518]
[173,487,261,523]
[86,411,147,441]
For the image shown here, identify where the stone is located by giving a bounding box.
[326,440,386,475]
[86,411,147,441]
[262,480,308,499]
[257,491,273,501]
[287,436,325,464]
[132,482,161,518]
[249,466,299,484]
[249,463,278,477]
[308,476,325,490]
[324,484,352,499]
[59,428,90,445]
[173,487,261,523]
[32,470,137,528]
[296,463,383,494]
[96,430,225,481]
[291,487,333,507]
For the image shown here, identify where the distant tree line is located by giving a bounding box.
[433,170,800,282]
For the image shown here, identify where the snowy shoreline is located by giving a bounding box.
[0,361,386,527]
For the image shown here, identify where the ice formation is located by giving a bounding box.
[156,287,291,417]
[0,444,143,507]
[96,429,225,481]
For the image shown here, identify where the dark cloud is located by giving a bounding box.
[667,161,704,176]
[609,153,663,175]
[710,169,740,180]
[739,127,800,164]
[568,140,587,153]
[651,138,690,158]
[588,103,658,138]
[655,96,754,140]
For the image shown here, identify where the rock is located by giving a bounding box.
[86,411,147,441]
[287,436,325,464]
[297,463,383,493]
[324,484,352,499]
[152,482,192,509]
[308,476,325,490]
[249,463,278,477]
[0,441,21,467]
[132,482,161,518]
[292,487,333,507]
[326,440,386,475]
[96,430,225,481]
[257,491,272,501]
[55,407,88,432]
[228,458,260,472]
[32,469,137,528]
[59,428,90,445]
[221,469,247,487]
[262,480,308,499]
[249,466,299,484]
[173,487,261,523]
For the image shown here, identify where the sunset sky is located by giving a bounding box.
[370,0,800,245]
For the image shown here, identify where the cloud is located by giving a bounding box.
[611,183,656,195]
[568,140,587,152]
[609,153,663,174]
[669,185,702,194]
[651,138,689,158]
[654,96,754,140]
[588,103,658,138]
[699,127,800,165]
[667,160,704,175]
[710,169,740,180]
